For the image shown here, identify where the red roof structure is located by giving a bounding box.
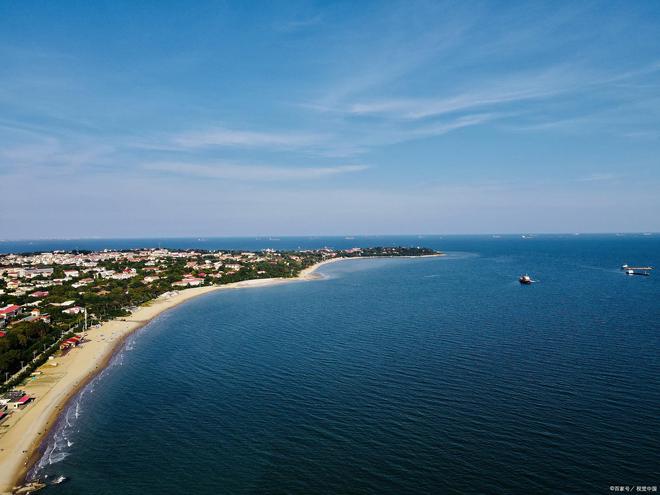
[60,335,83,350]
[0,305,20,316]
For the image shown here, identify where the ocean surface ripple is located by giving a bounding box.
[32,236,660,494]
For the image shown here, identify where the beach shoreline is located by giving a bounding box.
[0,253,442,493]
[0,260,337,494]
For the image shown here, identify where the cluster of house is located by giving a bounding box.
[118,251,271,286]
[1,248,265,277]
[95,268,138,280]
[1,266,65,298]
[172,275,206,287]
[0,303,57,330]
[0,248,273,297]
[0,247,313,334]
[1,292,82,332]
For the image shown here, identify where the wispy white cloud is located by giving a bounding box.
[143,161,369,181]
[0,135,114,175]
[323,113,502,151]
[274,14,323,32]
[623,130,660,140]
[325,66,581,121]
[132,111,496,159]
[404,113,500,137]
[171,127,327,150]
[576,173,620,182]
[348,84,556,120]
[310,3,474,107]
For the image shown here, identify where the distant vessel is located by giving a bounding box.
[52,475,68,485]
[519,274,533,285]
[621,264,653,276]
[625,269,650,277]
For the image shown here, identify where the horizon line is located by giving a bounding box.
[0,232,658,243]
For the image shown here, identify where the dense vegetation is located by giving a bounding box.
[0,321,59,379]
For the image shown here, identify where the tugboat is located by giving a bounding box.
[519,274,533,285]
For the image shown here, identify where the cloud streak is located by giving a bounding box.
[274,14,323,32]
[143,161,369,181]
[172,128,326,150]
[324,65,585,121]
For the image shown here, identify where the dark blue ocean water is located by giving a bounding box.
[29,236,659,494]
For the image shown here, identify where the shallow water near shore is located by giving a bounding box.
[31,236,659,494]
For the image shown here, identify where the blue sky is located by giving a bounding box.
[1,0,659,238]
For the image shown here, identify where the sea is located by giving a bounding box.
[11,235,660,494]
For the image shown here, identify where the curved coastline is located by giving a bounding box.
[0,260,337,494]
[0,254,442,493]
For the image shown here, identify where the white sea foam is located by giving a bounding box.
[29,334,138,481]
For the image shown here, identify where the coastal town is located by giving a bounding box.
[0,244,437,493]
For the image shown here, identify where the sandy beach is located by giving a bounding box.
[0,263,331,494]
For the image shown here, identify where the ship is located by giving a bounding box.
[51,475,68,485]
[625,269,651,277]
[621,264,653,276]
[519,274,533,285]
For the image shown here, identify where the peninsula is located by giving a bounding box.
[0,245,439,494]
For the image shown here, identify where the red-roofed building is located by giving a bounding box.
[60,335,83,350]
[8,394,32,409]
[0,305,21,318]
